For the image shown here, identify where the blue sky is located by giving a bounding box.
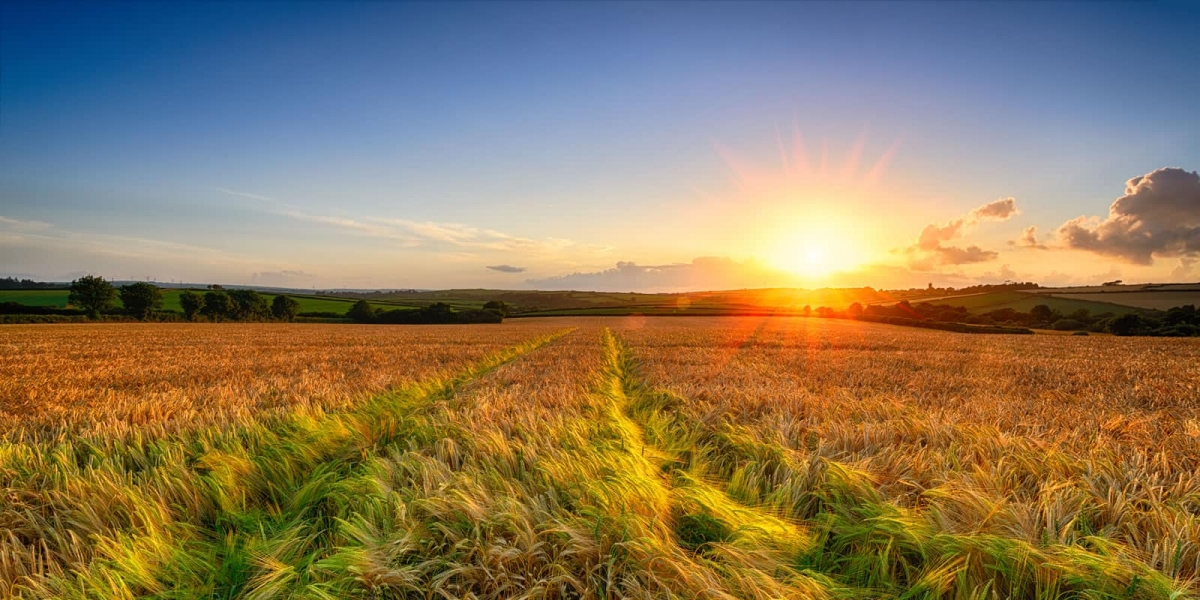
[2,1,1198,290]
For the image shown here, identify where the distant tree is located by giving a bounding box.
[347,300,376,323]
[119,282,163,320]
[846,302,864,317]
[68,275,117,319]
[1030,304,1056,323]
[1107,313,1143,336]
[1068,308,1092,322]
[180,290,205,320]
[201,291,233,321]
[422,302,454,322]
[228,289,271,320]
[1165,305,1198,326]
[271,295,301,321]
[482,300,510,317]
[801,305,812,317]
[1051,318,1085,331]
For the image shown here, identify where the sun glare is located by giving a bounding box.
[707,128,899,284]
[767,222,866,280]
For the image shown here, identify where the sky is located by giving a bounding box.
[2,1,1198,291]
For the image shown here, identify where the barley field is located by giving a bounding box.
[1,317,1198,598]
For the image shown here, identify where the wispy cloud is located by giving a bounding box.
[215,187,275,202]
[0,215,53,231]
[486,264,526,273]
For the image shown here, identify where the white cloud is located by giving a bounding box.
[1057,167,1200,264]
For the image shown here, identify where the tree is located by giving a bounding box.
[421,302,454,323]
[119,282,163,320]
[201,291,233,321]
[271,295,301,321]
[347,300,376,323]
[847,302,864,317]
[229,289,271,320]
[68,275,117,318]
[1030,304,1056,323]
[1107,313,1143,336]
[180,291,205,320]
[482,300,510,317]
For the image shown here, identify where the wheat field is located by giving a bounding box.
[1,317,1198,598]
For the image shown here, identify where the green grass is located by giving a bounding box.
[0,290,71,307]
[924,291,1139,316]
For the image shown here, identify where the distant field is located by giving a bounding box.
[0,289,404,314]
[2,317,1199,597]
[921,290,1140,315]
[1043,291,1200,310]
[0,290,70,307]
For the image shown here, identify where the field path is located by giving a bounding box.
[595,328,830,598]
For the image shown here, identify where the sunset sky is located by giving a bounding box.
[2,2,1198,291]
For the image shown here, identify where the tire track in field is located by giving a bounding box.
[598,328,825,596]
[21,328,575,599]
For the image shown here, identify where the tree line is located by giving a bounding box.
[2,276,508,324]
[799,299,1200,337]
[345,299,507,324]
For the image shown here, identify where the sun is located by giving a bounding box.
[767,222,866,279]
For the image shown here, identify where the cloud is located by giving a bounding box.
[979,263,1019,283]
[0,215,53,231]
[904,197,1018,270]
[215,187,274,202]
[1056,167,1200,264]
[1012,225,1048,249]
[1172,257,1198,280]
[526,256,801,292]
[969,197,1019,221]
[249,270,318,287]
[486,264,526,273]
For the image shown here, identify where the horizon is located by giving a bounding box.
[2,2,1199,291]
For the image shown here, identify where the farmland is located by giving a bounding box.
[0,289,406,315]
[2,318,1199,598]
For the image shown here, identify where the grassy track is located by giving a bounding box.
[601,326,1190,599]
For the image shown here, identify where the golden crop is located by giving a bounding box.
[1,317,1198,598]
[0,321,568,442]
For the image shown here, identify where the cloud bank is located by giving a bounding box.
[526,257,802,292]
[1057,167,1200,264]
